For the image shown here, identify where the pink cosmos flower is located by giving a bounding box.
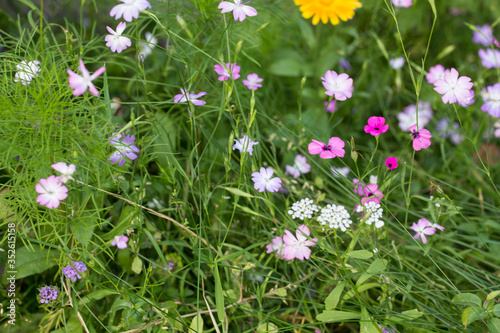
[242,73,263,90]
[321,70,353,101]
[361,184,384,205]
[478,49,500,69]
[14,60,41,85]
[364,116,389,136]
[109,133,140,166]
[282,225,318,261]
[67,59,105,96]
[409,124,432,151]
[426,65,449,84]
[391,0,412,7]
[251,167,282,192]
[433,68,474,105]
[385,157,398,169]
[174,88,207,106]
[110,0,151,22]
[111,235,129,249]
[481,83,500,118]
[232,135,259,155]
[36,175,68,209]
[324,100,336,113]
[218,0,258,22]
[410,218,436,244]
[51,162,76,183]
[214,63,241,81]
[105,22,131,53]
[308,137,345,159]
[266,236,284,258]
[286,154,311,178]
[472,25,494,46]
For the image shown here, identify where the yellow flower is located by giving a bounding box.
[294,0,362,25]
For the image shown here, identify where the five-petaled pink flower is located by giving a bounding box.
[286,154,311,178]
[109,133,140,166]
[426,65,449,84]
[111,235,129,249]
[67,59,105,96]
[218,0,258,22]
[51,162,76,183]
[282,225,318,261]
[360,184,384,205]
[410,218,436,244]
[174,88,207,106]
[481,83,500,118]
[385,157,398,170]
[321,70,353,101]
[266,236,284,258]
[433,68,474,105]
[251,167,282,192]
[242,73,263,90]
[308,137,345,159]
[364,116,389,136]
[214,63,241,81]
[472,25,494,46]
[36,175,68,209]
[409,124,432,151]
[478,49,500,69]
[110,0,151,22]
[105,22,132,53]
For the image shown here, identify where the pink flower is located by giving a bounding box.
[266,236,284,258]
[282,225,318,261]
[409,124,432,151]
[51,162,76,183]
[110,0,151,22]
[174,88,207,106]
[389,57,405,69]
[321,70,353,101]
[214,63,241,81]
[397,102,433,131]
[385,157,398,169]
[364,116,389,136]
[323,100,336,113]
[431,222,445,232]
[433,68,474,105]
[478,49,500,69]
[308,137,345,159]
[251,167,282,192]
[410,218,436,244]
[472,25,494,46]
[391,0,412,7]
[481,83,500,118]
[361,184,384,205]
[36,175,68,209]
[232,135,259,155]
[67,59,105,96]
[111,235,129,249]
[286,155,311,178]
[242,73,263,90]
[105,22,131,53]
[426,65,448,84]
[109,133,140,166]
[218,0,258,22]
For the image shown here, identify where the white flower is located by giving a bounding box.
[51,162,76,183]
[317,204,352,231]
[14,60,41,85]
[397,101,433,131]
[330,166,350,178]
[138,32,157,61]
[356,201,384,228]
[232,135,259,155]
[369,175,378,185]
[389,57,405,70]
[110,0,151,22]
[288,198,319,220]
[105,22,132,53]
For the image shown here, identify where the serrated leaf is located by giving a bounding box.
[346,250,373,259]
[317,310,361,323]
[452,293,482,307]
[131,256,142,274]
[325,281,346,310]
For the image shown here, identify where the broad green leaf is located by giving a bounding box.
[360,307,380,333]
[488,318,500,333]
[452,293,482,307]
[317,310,361,323]
[256,322,278,333]
[325,281,346,310]
[346,250,373,259]
[389,309,423,323]
[462,306,487,328]
[488,291,500,301]
[367,259,388,274]
[220,187,254,198]
[493,304,500,317]
[81,289,119,305]
[190,313,204,333]
[213,264,225,323]
[9,246,60,281]
[131,256,142,274]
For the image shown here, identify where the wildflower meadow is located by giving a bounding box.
[2,0,500,332]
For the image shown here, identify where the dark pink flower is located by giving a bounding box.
[385,157,398,169]
[409,124,432,151]
[364,116,389,136]
[308,137,345,159]
[361,184,384,205]
[323,100,336,113]
[214,63,241,81]
[410,218,436,244]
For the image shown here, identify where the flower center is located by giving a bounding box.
[411,131,420,139]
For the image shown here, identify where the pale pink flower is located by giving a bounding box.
[251,167,282,192]
[410,218,436,244]
[242,73,263,90]
[481,83,500,118]
[478,49,500,69]
[433,68,474,105]
[214,63,241,81]
[105,22,131,53]
[36,175,68,209]
[51,162,76,183]
[14,60,41,85]
[426,65,448,84]
[232,135,258,155]
[111,235,129,249]
[67,59,105,96]
[391,0,412,7]
[282,225,318,261]
[286,155,311,178]
[110,0,151,22]
[266,236,284,258]
[397,102,433,131]
[472,25,494,46]
[218,0,258,22]
[353,178,367,196]
[174,88,207,106]
[321,70,353,101]
[409,124,432,151]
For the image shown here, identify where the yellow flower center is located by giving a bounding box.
[294,0,362,25]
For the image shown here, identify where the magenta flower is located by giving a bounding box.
[426,65,448,84]
[481,83,500,117]
[472,25,494,46]
[242,73,263,90]
[218,0,258,22]
[174,88,207,106]
[361,184,384,205]
[391,0,412,7]
[478,49,500,69]
[109,133,140,166]
[433,68,474,105]
[14,60,41,85]
[321,70,353,101]
[364,116,389,136]
[111,235,129,249]
[308,137,345,159]
[282,225,318,261]
[409,124,432,151]
[385,157,398,169]
[67,59,105,96]
[51,162,75,183]
[36,176,68,209]
[410,218,436,244]
[323,100,336,113]
[266,236,284,258]
[110,0,151,22]
[214,63,241,81]
[105,22,131,53]
[38,286,60,304]
[286,155,311,178]
[232,135,259,155]
[251,167,282,192]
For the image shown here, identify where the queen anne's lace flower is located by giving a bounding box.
[317,204,352,231]
[288,198,319,220]
[356,201,384,228]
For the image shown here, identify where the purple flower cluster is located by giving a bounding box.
[63,261,87,282]
[38,285,60,304]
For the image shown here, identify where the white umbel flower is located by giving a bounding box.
[317,204,352,231]
[287,198,319,220]
[356,201,384,228]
